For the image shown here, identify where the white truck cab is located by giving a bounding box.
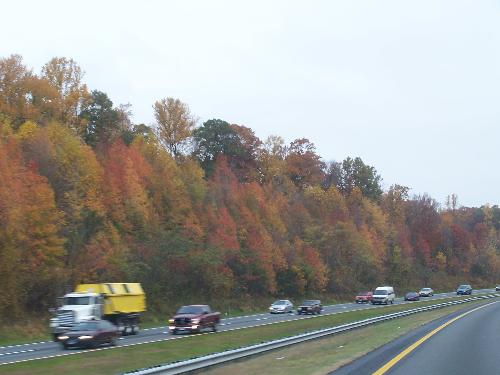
[49,292,103,339]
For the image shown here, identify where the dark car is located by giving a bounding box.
[169,305,220,334]
[495,285,500,292]
[297,300,322,315]
[355,291,373,303]
[404,292,420,301]
[456,284,472,295]
[58,320,119,349]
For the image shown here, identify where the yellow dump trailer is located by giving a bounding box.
[75,283,146,315]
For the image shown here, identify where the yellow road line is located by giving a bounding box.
[372,301,498,375]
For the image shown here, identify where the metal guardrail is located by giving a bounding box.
[124,294,500,375]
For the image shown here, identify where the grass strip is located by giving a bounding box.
[1,296,483,375]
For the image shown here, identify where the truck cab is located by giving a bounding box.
[50,292,102,339]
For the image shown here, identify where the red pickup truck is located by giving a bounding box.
[355,291,373,303]
[168,305,220,334]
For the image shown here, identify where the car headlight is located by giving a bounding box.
[168,319,174,324]
[78,335,93,340]
[58,335,68,340]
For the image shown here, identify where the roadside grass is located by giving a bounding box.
[1,296,481,375]
[0,321,51,347]
[203,302,485,375]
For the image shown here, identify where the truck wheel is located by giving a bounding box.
[52,333,59,342]
[117,320,126,336]
[172,329,177,335]
[110,337,117,346]
[124,323,132,336]
[131,324,139,335]
[212,324,217,332]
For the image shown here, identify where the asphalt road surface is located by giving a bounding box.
[0,288,494,366]
[331,297,500,375]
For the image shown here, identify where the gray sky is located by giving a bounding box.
[2,0,499,207]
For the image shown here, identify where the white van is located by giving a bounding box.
[371,286,395,305]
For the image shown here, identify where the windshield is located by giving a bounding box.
[458,285,469,289]
[63,296,90,305]
[421,288,431,291]
[301,300,316,305]
[177,306,204,314]
[358,292,371,296]
[374,290,388,295]
[70,321,98,331]
[273,300,287,305]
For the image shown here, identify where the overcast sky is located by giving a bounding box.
[2,0,499,207]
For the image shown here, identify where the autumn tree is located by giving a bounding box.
[285,138,325,188]
[0,135,65,316]
[153,97,196,157]
[0,55,32,125]
[259,135,286,184]
[41,57,89,133]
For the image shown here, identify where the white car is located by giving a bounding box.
[419,287,434,297]
[269,300,293,314]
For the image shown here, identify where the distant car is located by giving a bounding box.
[355,291,373,303]
[419,287,434,297]
[269,300,293,314]
[297,300,322,315]
[456,284,472,295]
[58,320,119,349]
[496,285,500,292]
[404,292,420,301]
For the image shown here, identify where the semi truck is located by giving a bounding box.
[50,283,146,341]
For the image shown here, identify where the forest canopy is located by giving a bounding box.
[1,54,499,318]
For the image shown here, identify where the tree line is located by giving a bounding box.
[1,54,499,318]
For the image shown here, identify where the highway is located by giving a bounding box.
[0,288,494,366]
[331,296,500,375]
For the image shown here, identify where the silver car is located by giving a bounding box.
[269,300,293,314]
[419,287,434,297]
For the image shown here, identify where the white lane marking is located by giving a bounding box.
[0,349,35,357]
